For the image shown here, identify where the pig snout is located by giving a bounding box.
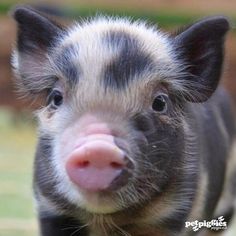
[65,122,132,192]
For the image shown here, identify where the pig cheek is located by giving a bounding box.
[50,127,87,205]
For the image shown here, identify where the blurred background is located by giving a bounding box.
[0,0,236,235]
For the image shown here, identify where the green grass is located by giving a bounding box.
[1,2,236,28]
[0,109,38,235]
[65,6,197,28]
[0,1,197,27]
[0,230,36,236]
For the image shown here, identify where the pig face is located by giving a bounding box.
[12,6,229,215]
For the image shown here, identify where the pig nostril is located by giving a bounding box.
[110,162,124,169]
[76,160,90,168]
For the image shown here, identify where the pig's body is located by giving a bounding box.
[12,6,236,236]
[186,88,236,218]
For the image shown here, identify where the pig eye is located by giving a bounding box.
[47,90,63,107]
[152,94,168,113]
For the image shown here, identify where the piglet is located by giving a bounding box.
[12,6,236,236]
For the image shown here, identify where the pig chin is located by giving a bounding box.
[62,172,127,214]
[77,189,121,214]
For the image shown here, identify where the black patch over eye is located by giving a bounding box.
[47,90,63,107]
[152,94,168,113]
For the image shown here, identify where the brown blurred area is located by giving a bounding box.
[0,0,236,113]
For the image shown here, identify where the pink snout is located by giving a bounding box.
[65,138,127,191]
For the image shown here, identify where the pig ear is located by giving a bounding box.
[12,5,64,53]
[174,16,230,102]
[11,6,65,97]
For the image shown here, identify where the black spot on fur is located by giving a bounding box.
[54,46,79,84]
[132,110,190,192]
[103,31,155,89]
